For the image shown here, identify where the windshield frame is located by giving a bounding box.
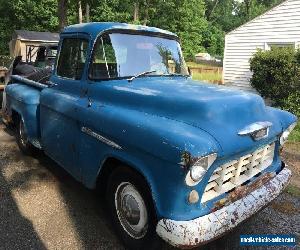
[88,29,188,81]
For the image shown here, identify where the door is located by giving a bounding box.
[40,34,89,180]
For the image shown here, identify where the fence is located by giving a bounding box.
[189,66,223,75]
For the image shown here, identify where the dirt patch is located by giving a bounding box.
[281,142,300,189]
[271,200,299,215]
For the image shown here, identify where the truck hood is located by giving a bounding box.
[100,77,284,156]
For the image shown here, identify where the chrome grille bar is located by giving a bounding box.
[202,142,276,203]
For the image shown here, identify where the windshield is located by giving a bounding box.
[90,33,188,80]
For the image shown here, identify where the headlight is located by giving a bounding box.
[186,153,217,186]
[280,122,297,145]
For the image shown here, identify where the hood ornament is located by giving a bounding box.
[238,121,272,141]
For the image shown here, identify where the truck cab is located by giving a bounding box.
[3,22,297,249]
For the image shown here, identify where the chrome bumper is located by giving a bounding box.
[156,167,292,248]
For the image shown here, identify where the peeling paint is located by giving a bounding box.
[156,167,291,248]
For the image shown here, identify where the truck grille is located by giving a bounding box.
[201,142,275,203]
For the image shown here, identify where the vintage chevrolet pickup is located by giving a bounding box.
[2,23,298,249]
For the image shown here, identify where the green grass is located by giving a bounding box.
[192,72,222,83]
[284,184,300,197]
[289,122,300,142]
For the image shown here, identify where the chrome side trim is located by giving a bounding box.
[81,126,122,150]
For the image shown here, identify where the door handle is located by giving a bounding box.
[88,97,92,107]
[47,81,58,87]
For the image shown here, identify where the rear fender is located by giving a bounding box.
[5,84,41,146]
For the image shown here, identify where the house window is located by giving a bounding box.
[265,42,295,51]
[57,38,89,80]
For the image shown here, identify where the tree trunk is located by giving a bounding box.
[207,0,219,21]
[58,0,68,30]
[143,1,149,25]
[78,0,83,23]
[86,3,90,22]
[134,2,139,22]
[244,0,251,19]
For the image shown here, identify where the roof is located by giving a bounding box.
[226,0,290,36]
[14,30,59,42]
[63,22,178,39]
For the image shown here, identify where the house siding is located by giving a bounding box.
[223,0,300,89]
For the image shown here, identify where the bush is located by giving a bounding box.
[282,92,300,118]
[250,48,300,117]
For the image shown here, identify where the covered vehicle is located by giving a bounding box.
[3,23,297,249]
[1,43,57,114]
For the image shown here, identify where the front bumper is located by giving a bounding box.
[156,167,292,248]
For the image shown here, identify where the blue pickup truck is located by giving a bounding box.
[2,23,297,249]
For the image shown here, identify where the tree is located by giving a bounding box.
[0,0,59,54]
[78,0,83,23]
[150,0,207,59]
[237,0,284,22]
[58,0,68,30]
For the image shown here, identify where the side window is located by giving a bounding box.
[57,38,88,80]
[90,34,118,79]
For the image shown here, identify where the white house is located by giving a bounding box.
[223,0,300,91]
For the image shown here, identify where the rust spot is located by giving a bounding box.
[212,172,275,211]
[233,211,239,220]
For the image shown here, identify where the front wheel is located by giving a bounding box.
[106,167,160,250]
[16,118,35,155]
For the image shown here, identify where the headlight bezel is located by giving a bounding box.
[185,153,217,186]
[280,122,297,145]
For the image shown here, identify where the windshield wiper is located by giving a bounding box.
[128,70,157,82]
[165,73,189,78]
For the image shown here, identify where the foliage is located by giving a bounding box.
[285,184,300,197]
[250,48,300,106]
[0,0,286,58]
[250,48,300,142]
[0,56,13,68]
[0,0,58,54]
[282,92,300,118]
[289,123,300,142]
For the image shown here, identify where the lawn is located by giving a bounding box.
[187,61,211,68]
[191,71,222,83]
[186,61,223,83]
[289,122,300,142]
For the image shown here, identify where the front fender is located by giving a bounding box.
[266,106,298,130]
[78,105,220,220]
[85,104,221,165]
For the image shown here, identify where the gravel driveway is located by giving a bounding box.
[0,121,299,250]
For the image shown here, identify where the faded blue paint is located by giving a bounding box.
[5,84,41,143]
[63,22,177,40]
[4,23,297,222]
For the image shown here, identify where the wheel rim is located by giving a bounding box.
[115,182,148,239]
[19,120,28,147]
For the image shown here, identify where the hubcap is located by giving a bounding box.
[115,182,148,239]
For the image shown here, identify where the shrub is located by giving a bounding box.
[249,48,300,107]
[282,92,300,118]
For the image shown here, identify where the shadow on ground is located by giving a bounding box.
[1,123,299,249]
[0,157,46,249]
